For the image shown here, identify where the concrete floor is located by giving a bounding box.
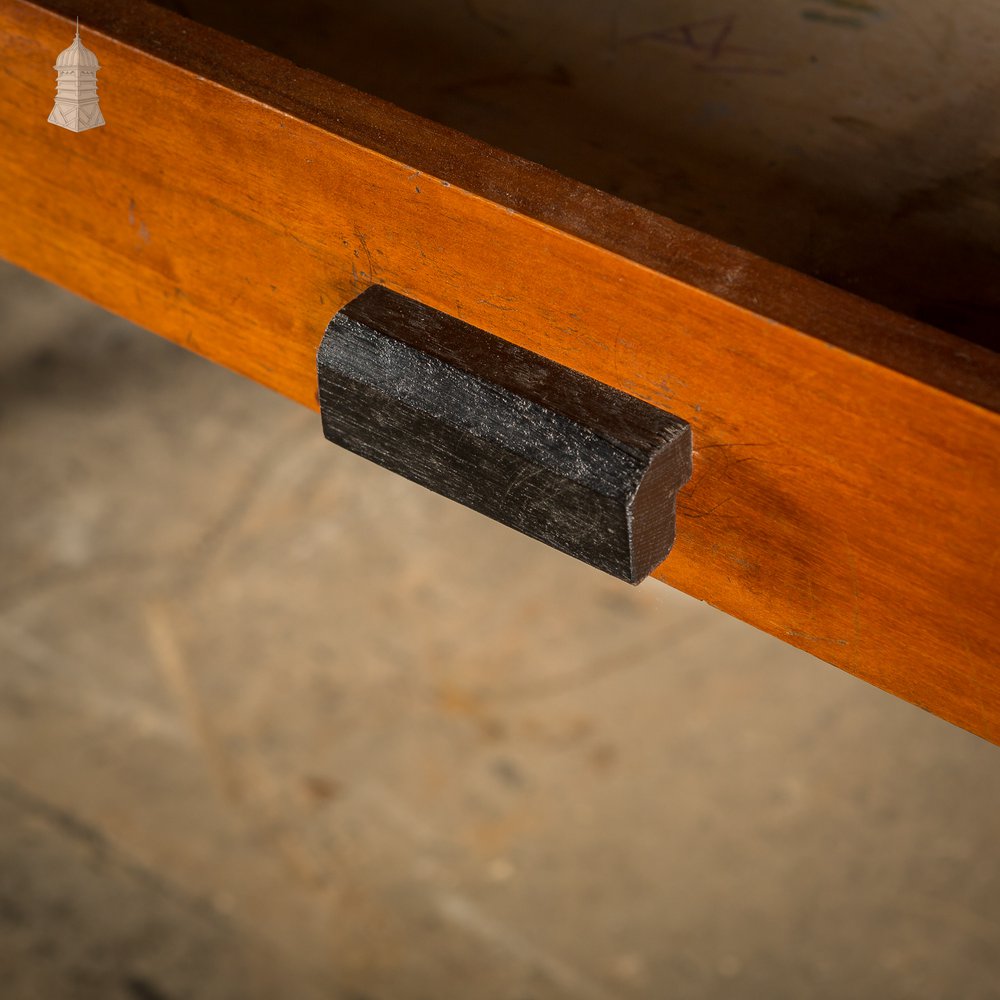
[1,258,998,999]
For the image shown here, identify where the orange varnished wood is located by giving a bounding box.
[2,0,998,741]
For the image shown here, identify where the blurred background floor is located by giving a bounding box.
[1,259,998,998]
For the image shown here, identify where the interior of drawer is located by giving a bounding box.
[153,0,1000,349]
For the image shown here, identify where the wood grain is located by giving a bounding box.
[164,0,1000,352]
[1,0,998,741]
[319,287,692,584]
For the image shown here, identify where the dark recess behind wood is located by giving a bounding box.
[154,0,1000,351]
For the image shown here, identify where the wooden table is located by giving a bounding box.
[1,0,997,742]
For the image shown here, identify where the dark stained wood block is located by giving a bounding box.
[318,287,692,583]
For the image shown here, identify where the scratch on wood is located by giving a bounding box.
[353,229,377,286]
[787,630,849,646]
[623,14,784,76]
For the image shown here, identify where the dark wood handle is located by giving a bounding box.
[318,287,692,583]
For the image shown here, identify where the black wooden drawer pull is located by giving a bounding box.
[317,287,692,584]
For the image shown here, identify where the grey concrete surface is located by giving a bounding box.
[1,259,998,999]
